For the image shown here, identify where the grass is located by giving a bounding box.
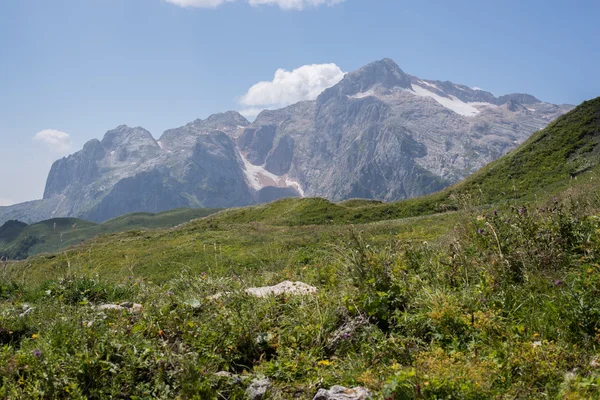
[1,191,600,398]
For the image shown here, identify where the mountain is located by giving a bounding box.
[0,59,573,224]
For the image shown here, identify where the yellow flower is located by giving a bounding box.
[31,333,39,339]
[317,360,331,366]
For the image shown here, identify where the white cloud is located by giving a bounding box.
[238,107,267,120]
[34,129,73,154]
[239,63,345,114]
[165,0,344,9]
[248,0,345,10]
[165,0,234,8]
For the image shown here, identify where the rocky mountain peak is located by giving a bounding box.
[497,93,541,105]
[205,111,249,128]
[101,125,157,150]
[318,58,411,102]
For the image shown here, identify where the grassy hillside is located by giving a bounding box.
[448,96,600,202]
[1,187,600,398]
[0,207,220,260]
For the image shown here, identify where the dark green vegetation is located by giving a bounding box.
[0,208,220,260]
[0,98,600,399]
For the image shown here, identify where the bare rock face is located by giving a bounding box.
[0,59,573,225]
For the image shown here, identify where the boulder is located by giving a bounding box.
[313,385,372,400]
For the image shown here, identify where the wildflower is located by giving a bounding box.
[554,280,564,286]
[493,210,498,215]
[477,229,484,235]
[506,219,511,224]
[31,333,39,339]
[167,291,173,296]
[32,349,42,358]
[158,329,164,337]
[317,360,331,366]
[343,333,351,339]
[532,341,542,348]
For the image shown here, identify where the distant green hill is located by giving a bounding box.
[0,207,220,260]
[208,97,600,226]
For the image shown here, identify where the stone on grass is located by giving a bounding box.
[246,378,271,400]
[312,385,372,400]
[245,281,317,297]
[209,281,317,300]
[96,303,143,312]
[215,371,236,378]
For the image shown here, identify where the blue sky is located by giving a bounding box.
[1,0,599,204]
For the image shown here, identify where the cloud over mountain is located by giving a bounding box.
[34,129,73,154]
[239,63,345,116]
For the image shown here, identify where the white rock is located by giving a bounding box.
[245,281,317,297]
[208,281,317,300]
[313,385,372,400]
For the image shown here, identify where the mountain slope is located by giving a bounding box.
[448,96,600,201]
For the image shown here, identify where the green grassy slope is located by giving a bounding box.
[0,208,220,260]
[448,96,600,202]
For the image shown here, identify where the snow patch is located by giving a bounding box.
[239,152,304,197]
[411,84,480,117]
[469,102,497,110]
[110,151,115,155]
[350,89,376,99]
[157,140,164,150]
[419,80,439,90]
[286,177,305,197]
